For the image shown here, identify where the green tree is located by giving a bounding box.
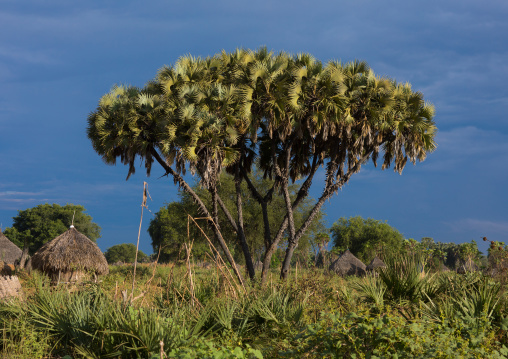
[87,48,436,283]
[4,203,101,255]
[148,200,210,263]
[330,216,404,262]
[104,243,148,263]
[487,240,508,270]
[458,240,481,266]
[148,170,327,265]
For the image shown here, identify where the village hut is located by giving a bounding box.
[366,256,386,272]
[0,229,22,265]
[31,226,108,284]
[328,249,366,276]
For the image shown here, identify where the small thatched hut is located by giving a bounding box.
[0,229,22,265]
[31,226,108,284]
[366,257,386,272]
[329,249,366,276]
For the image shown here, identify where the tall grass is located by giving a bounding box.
[2,263,508,358]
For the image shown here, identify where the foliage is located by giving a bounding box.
[487,240,508,272]
[458,240,482,265]
[378,252,437,303]
[3,263,508,358]
[330,216,405,262]
[104,243,148,263]
[149,171,326,265]
[287,311,507,358]
[148,200,200,262]
[87,48,437,280]
[4,203,101,255]
[350,274,387,308]
[397,237,483,271]
[166,339,263,359]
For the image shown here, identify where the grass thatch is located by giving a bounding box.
[0,229,22,264]
[31,227,108,276]
[328,249,366,276]
[366,256,386,272]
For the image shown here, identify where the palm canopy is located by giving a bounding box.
[87,48,436,187]
[87,48,436,281]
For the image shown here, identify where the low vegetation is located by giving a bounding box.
[2,257,508,358]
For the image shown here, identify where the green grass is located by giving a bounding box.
[2,263,508,358]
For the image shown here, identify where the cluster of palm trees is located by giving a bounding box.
[87,47,437,284]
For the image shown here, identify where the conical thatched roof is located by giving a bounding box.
[328,249,366,276]
[0,229,22,264]
[31,227,108,275]
[366,257,386,272]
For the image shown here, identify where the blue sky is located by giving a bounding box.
[1,0,507,256]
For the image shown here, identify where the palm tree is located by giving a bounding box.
[88,56,250,285]
[88,48,437,284]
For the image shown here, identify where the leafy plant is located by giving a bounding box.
[379,252,436,303]
[350,274,386,308]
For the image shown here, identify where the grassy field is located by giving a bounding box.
[2,256,508,358]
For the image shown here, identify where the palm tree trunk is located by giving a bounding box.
[17,237,30,270]
[280,179,296,280]
[261,154,319,283]
[235,167,256,280]
[278,151,373,279]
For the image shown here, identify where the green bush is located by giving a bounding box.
[288,311,508,358]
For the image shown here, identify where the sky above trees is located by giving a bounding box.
[0,0,507,255]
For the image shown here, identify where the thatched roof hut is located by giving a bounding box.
[366,257,386,272]
[31,226,108,284]
[329,249,366,276]
[0,229,22,265]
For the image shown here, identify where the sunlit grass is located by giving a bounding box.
[2,262,508,358]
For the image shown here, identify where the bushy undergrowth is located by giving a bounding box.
[1,263,508,358]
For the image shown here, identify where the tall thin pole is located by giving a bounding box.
[130,182,149,303]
